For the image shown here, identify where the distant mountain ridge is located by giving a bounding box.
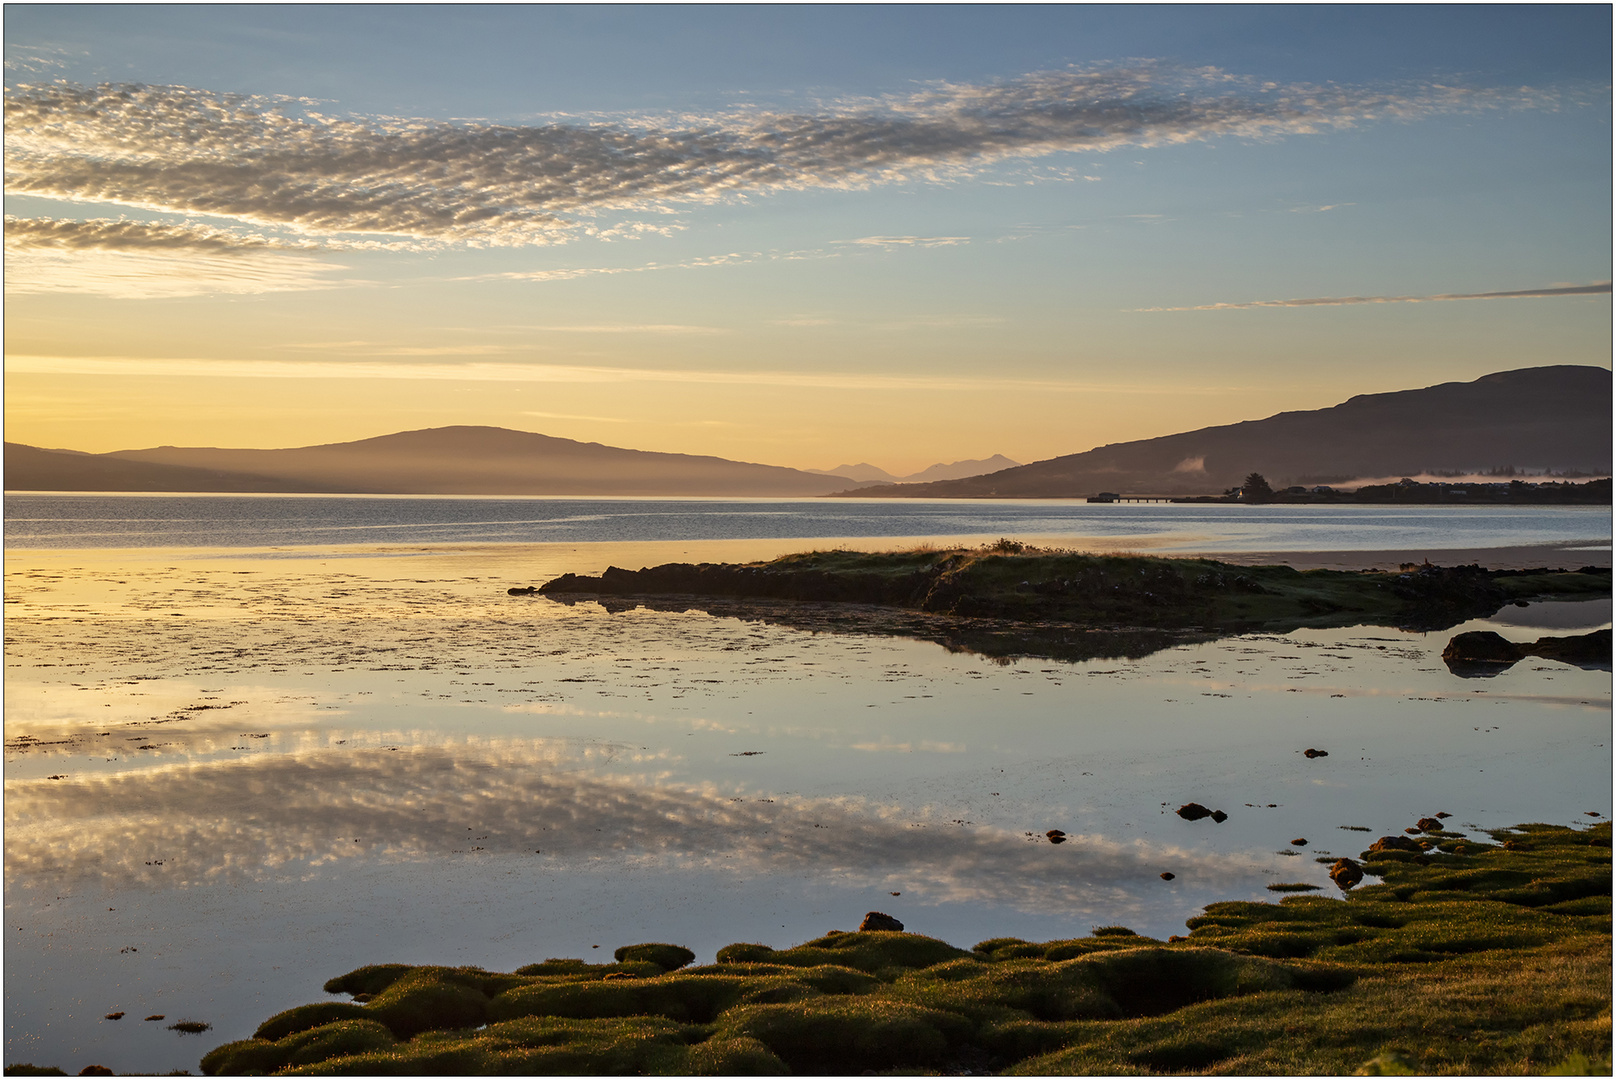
[838,366,1612,499]
[807,455,1021,484]
[4,427,880,497]
[7,367,1606,498]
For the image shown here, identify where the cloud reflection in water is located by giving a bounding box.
[5,740,1280,920]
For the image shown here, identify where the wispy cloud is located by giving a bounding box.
[4,215,427,253]
[1284,202,1355,213]
[4,65,1580,248]
[519,324,730,335]
[283,342,515,357]
[521,411,630,424]
[2,249,354,299]
[847,235,971,248]
[4,353,1249,395]
[1137,282,1613,311]
[1,216,381,298]
[2,43,81,74]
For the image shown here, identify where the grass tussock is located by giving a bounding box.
[171,824,1610,1076]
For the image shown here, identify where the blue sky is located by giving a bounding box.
[5,5,1610,471]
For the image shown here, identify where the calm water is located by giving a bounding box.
[3,508,1612,1074]
[5,493,1611,554]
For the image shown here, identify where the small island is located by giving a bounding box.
[535,545,1612,635]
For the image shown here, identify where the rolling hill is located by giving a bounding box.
[839,366,1612,498]
[5,427,875,497]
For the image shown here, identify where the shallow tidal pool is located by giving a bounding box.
[4,543,1611,1075]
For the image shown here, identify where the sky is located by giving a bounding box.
[5,5,1611,474]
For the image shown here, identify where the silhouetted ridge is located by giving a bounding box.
[7,427,868,496]
[841,366,1611,498]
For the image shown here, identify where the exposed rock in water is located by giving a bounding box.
[1176,803,1213,821]
[1443,630,1519,664]
[1210,810,1229,824]
[1529,628,1612,667]
[1443,627,1611,676]
[1415,817,1443,833]
[1046,829,1067,844]
[1303,748,1329,759]
[859,911,904,932]
[1329,859,1365,890]
[507,586,538,596]
[1160,872,1176,881]
[1370,835,1425,853]
[1291,838,1308,846]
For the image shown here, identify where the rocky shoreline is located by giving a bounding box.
[13,818,1604,1076]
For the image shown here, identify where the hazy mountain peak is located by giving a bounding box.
[900,455,1022,483]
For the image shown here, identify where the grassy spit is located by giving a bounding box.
[19,820,1590,1075]
[536,544,1611,633]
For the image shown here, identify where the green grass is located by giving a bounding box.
[163,822,1609,1076]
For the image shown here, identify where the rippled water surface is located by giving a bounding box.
[6,493,1611,554]
[4,539,1611,1074]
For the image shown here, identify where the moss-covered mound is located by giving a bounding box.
[189,823,1609,1075]
[537,547,1611,634]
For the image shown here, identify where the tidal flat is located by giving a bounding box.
[4,540,1611,1075]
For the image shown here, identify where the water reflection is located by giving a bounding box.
[5,547,1609,1077]
[6,740,1278,917]
[547,591,1612,667]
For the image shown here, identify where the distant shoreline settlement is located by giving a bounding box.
[1097,473,1612,505]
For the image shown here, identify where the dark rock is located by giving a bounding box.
[506,586,538,596]
[78,1068,114,1077]
[1176,803,1212,821]
[1291,838,1308,846]
[1526,628,1612,669]
[1045,829,1067,844]
[859,911,904,932]
[1303,748,1328,758]
[1370,835,1425,853]
[1160,872,1175,881]
[1210,810,1229,824]
[1329,859,1364,890]
[143,1014,165,1022]
[1415,817,1443,832]
[1435,812,1452,818]
[1441,630,1523,676]
[102,1012,123,1021]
